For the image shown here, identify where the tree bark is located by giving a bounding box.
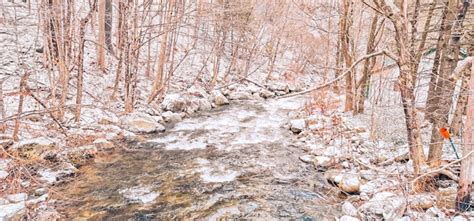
[428,0,470,167]
[456,57,474,212]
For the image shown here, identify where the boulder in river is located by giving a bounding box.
[290,119,305,133]
[121,112,165,133]
[162,94,187,112]
[259,89,274,99]
[228,91,252,100]
[212,91,229,106]
[162,111,183,123]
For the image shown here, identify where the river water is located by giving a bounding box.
[55,97,340,220]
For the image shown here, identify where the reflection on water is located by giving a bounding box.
[55,98,340,220]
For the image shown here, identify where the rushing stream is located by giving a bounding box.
[55,97,339,220]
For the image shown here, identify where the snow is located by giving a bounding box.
[119,185,160,204]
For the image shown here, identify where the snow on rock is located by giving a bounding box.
[0,171,8,179]
[212,91,229,106]
[93,138,114,150]
[121,112,165,134]
[6,193,28,203]
[162,94,187,112]
[259,89,274,98]
[0,158,10,180]
[162,111,183,123]
[38,163,77,184]
[119,185,160,204]
[12,137,56,150]
[228,91,252,100]
[197,98,212,111]
[358,192,406,220]
[339,215,360,221]
[289,119,305,133]
[0,202,26,220]
[267,81,289,93]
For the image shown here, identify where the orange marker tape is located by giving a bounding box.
[440,127,450,139]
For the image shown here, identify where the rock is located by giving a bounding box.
[0,198,7,205]
[0,202,25,220]
[394,216,411,221]
[452,216,468,221]
[7,193,27,203]
[339,216,360,221]
[288,81,304,92]
[359,179,398,195]
[12,137,57,159]
[338,174,360,193]
[0,170,8,179]
[267,82,289,93]
[34,205,62,221]
[198,98,212,111]
[341,161,350,168]
[38,163,77,184]
[212,91,229,106]
[323,146,342,157]
[187,85,209,98]
[26,194,48,207]
[358,192,406,220]
[121,112,165,133]
[324,169,342,183]
[342,201,358,217]
[93,138,114,149]
[359,170,376,181]
[35,188,48,196]
[290,119,306,133]
[436,187,457,209]
[313,156,331,167]
[259,89,274,99]
[162,94,187,112]
[425,207,446,219]
[228,91,252,100]
[299,155,314,164]
[162,111,183,123]
[409,193,434,210]
[13,137,55,149]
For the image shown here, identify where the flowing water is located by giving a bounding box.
[55,97,339,220]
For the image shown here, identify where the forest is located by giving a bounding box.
[0,0,473,220]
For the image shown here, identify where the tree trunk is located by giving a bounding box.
[425,1,455,122]
[451,66,471,135]
[456,57,474,212]
[355,14,378,114]
[76,0,97,122]
[97,0,106,71]
[428,0,470,167]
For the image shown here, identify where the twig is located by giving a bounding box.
[411,150,474,185]
[278,50,392,99]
